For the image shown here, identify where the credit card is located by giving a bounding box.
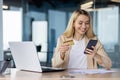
[64,40,74,46]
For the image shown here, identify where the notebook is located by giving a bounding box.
[9,42,65,72]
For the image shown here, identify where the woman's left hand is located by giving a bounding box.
[85,46,97,58]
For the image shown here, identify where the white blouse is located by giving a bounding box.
[68,37,87,69]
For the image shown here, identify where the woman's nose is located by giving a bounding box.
[82,23,86,28]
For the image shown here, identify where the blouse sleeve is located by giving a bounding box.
[94,39,112,69]
[52,36,65,68]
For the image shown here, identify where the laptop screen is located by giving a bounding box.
[9,42,42,72]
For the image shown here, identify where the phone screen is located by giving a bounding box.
[84,40,97,54]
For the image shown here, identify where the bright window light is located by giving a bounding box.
[3,10,22,50]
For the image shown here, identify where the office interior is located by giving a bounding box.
[0,0,120,68]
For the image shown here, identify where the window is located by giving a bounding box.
[97,7,119,52]
[3,10,22,50]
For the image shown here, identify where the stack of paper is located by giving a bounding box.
[69,69,116,74]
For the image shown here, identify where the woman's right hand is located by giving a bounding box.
[59,43,70,60]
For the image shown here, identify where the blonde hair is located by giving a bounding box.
[63,9,95,38]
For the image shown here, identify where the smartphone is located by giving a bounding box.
[84,40,98,54]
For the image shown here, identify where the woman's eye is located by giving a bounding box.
[79,23,82,25]
[85,22,89,25]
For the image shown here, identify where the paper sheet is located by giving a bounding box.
[69,69,116,74]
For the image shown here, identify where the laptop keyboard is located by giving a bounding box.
[41,67,65,72]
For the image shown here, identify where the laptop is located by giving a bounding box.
[9,42,65,72]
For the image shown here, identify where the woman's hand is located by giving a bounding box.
[59,43,70,60]
[85,46,97,58]
[85,46,104,65]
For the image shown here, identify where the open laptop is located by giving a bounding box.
[9,42,65,72]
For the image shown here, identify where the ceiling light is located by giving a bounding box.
[81,1,93,9]
[111,0,120,3]
[2,5,9,10]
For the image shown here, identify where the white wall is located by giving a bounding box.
[32,21,48,51]
[32,21,48,62]
[0,0,3,61]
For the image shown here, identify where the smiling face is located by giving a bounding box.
[74,14,90,36]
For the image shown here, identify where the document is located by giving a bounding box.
[69,69,116,74]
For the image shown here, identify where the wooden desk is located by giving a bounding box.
[0,68,120,80]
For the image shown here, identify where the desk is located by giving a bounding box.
[0,68,120,80]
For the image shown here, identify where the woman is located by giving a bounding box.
[52,9,112,69]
